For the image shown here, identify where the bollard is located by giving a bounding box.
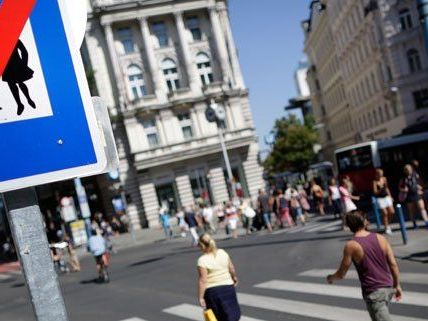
[371,197,382,231]
[396,204,408,245]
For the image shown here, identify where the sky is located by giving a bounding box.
[228,0,311,151]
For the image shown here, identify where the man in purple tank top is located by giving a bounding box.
[326,211,402,321]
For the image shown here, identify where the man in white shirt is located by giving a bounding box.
[202,204,216,234]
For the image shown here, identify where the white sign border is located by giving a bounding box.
[0,0,107,193]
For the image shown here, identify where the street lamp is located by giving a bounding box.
[205,99,237,199]
[417,0,428,55]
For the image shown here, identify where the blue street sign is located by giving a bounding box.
[0,0,106,192]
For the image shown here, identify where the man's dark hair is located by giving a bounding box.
[345,211,366,233]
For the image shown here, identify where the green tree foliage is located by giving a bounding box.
[264,114,318,173]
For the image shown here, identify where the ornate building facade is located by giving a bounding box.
[83,0,263,228]
[304,0,428,163]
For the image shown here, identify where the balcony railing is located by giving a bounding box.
[92,0,141,8]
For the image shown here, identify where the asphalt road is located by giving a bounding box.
[0,216,427,321]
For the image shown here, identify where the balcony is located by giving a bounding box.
[133,127,256,170]
[92,0,167,10]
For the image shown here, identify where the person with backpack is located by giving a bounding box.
[399,164,428,229]
[327,211,402,321]
[88,229,109,283]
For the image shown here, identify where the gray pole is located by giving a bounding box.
[218,125,237,199]
[121,189,136,243]
[418,0,428,54]
[2,188,69,321]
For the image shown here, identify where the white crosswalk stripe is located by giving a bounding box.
[163,303,265,321]
[255,280,428,307]
[0,274,11,281]
[304,219,342,232]
[238,292,426,321]
[158,264,427,321]
[300,269,428,285]
[119,318,147,321]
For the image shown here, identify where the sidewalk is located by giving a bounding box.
[388,228,428,263]
[74,225,248,258]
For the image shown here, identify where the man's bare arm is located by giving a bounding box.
[327,242,354,283]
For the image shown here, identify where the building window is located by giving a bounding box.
[127,64,147,100]
[152,22,169,47]
[178,113,194,139]
[413,89,428,109]
[399,9,413,31]
[373,109,378,126]
[143,119,160,147]
[385,104,391,120]
[186,16,202,41]
[321,105,326,116]
[162,59,180,92]
[407,49,422,73]
[378,106,384,123]
[117,27,135,54]
[196,52,213,86]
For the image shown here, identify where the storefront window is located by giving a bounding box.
[190,170,213,205]
[224,167,248,199]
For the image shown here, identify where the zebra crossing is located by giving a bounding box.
[120,269,428,321]
[0,269,21,282]
[271,215,343,235]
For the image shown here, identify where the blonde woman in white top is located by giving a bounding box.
[197,234,241,321]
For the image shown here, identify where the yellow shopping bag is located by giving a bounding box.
[204,309,218,321]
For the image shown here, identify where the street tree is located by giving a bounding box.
[264,114,318,173]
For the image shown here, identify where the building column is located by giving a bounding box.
[242,143,264,201]
[103,22,128,112]
[175,173,194,207]
[190,108,202,137]
[138,177,159,228]
[208,6,232,85]
[139,17,168,102]
[224,102,235,130]
[174,11,200,92]
[208,167,229,204]
[156,114,168,146]
[217,4,245,89]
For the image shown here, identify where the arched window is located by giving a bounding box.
[162,58,180,92]
[407,49,422,73]
[196,53,213,86]
[127,64,147,99]
[399,8,413,31]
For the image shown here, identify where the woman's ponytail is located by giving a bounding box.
[199,233,217,254]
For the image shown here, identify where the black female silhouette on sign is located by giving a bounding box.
[2,40,36,116]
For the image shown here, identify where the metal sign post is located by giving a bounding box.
[2,188,68,321]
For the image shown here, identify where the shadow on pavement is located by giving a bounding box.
[11,282,25,288]
[402,251,428,263]
[80,278,104,285]
[129,257,164,267]
[220,234,350,251]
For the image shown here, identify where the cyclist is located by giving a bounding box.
[88,229,109,283]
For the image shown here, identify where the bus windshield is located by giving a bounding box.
[336,145,373,173]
